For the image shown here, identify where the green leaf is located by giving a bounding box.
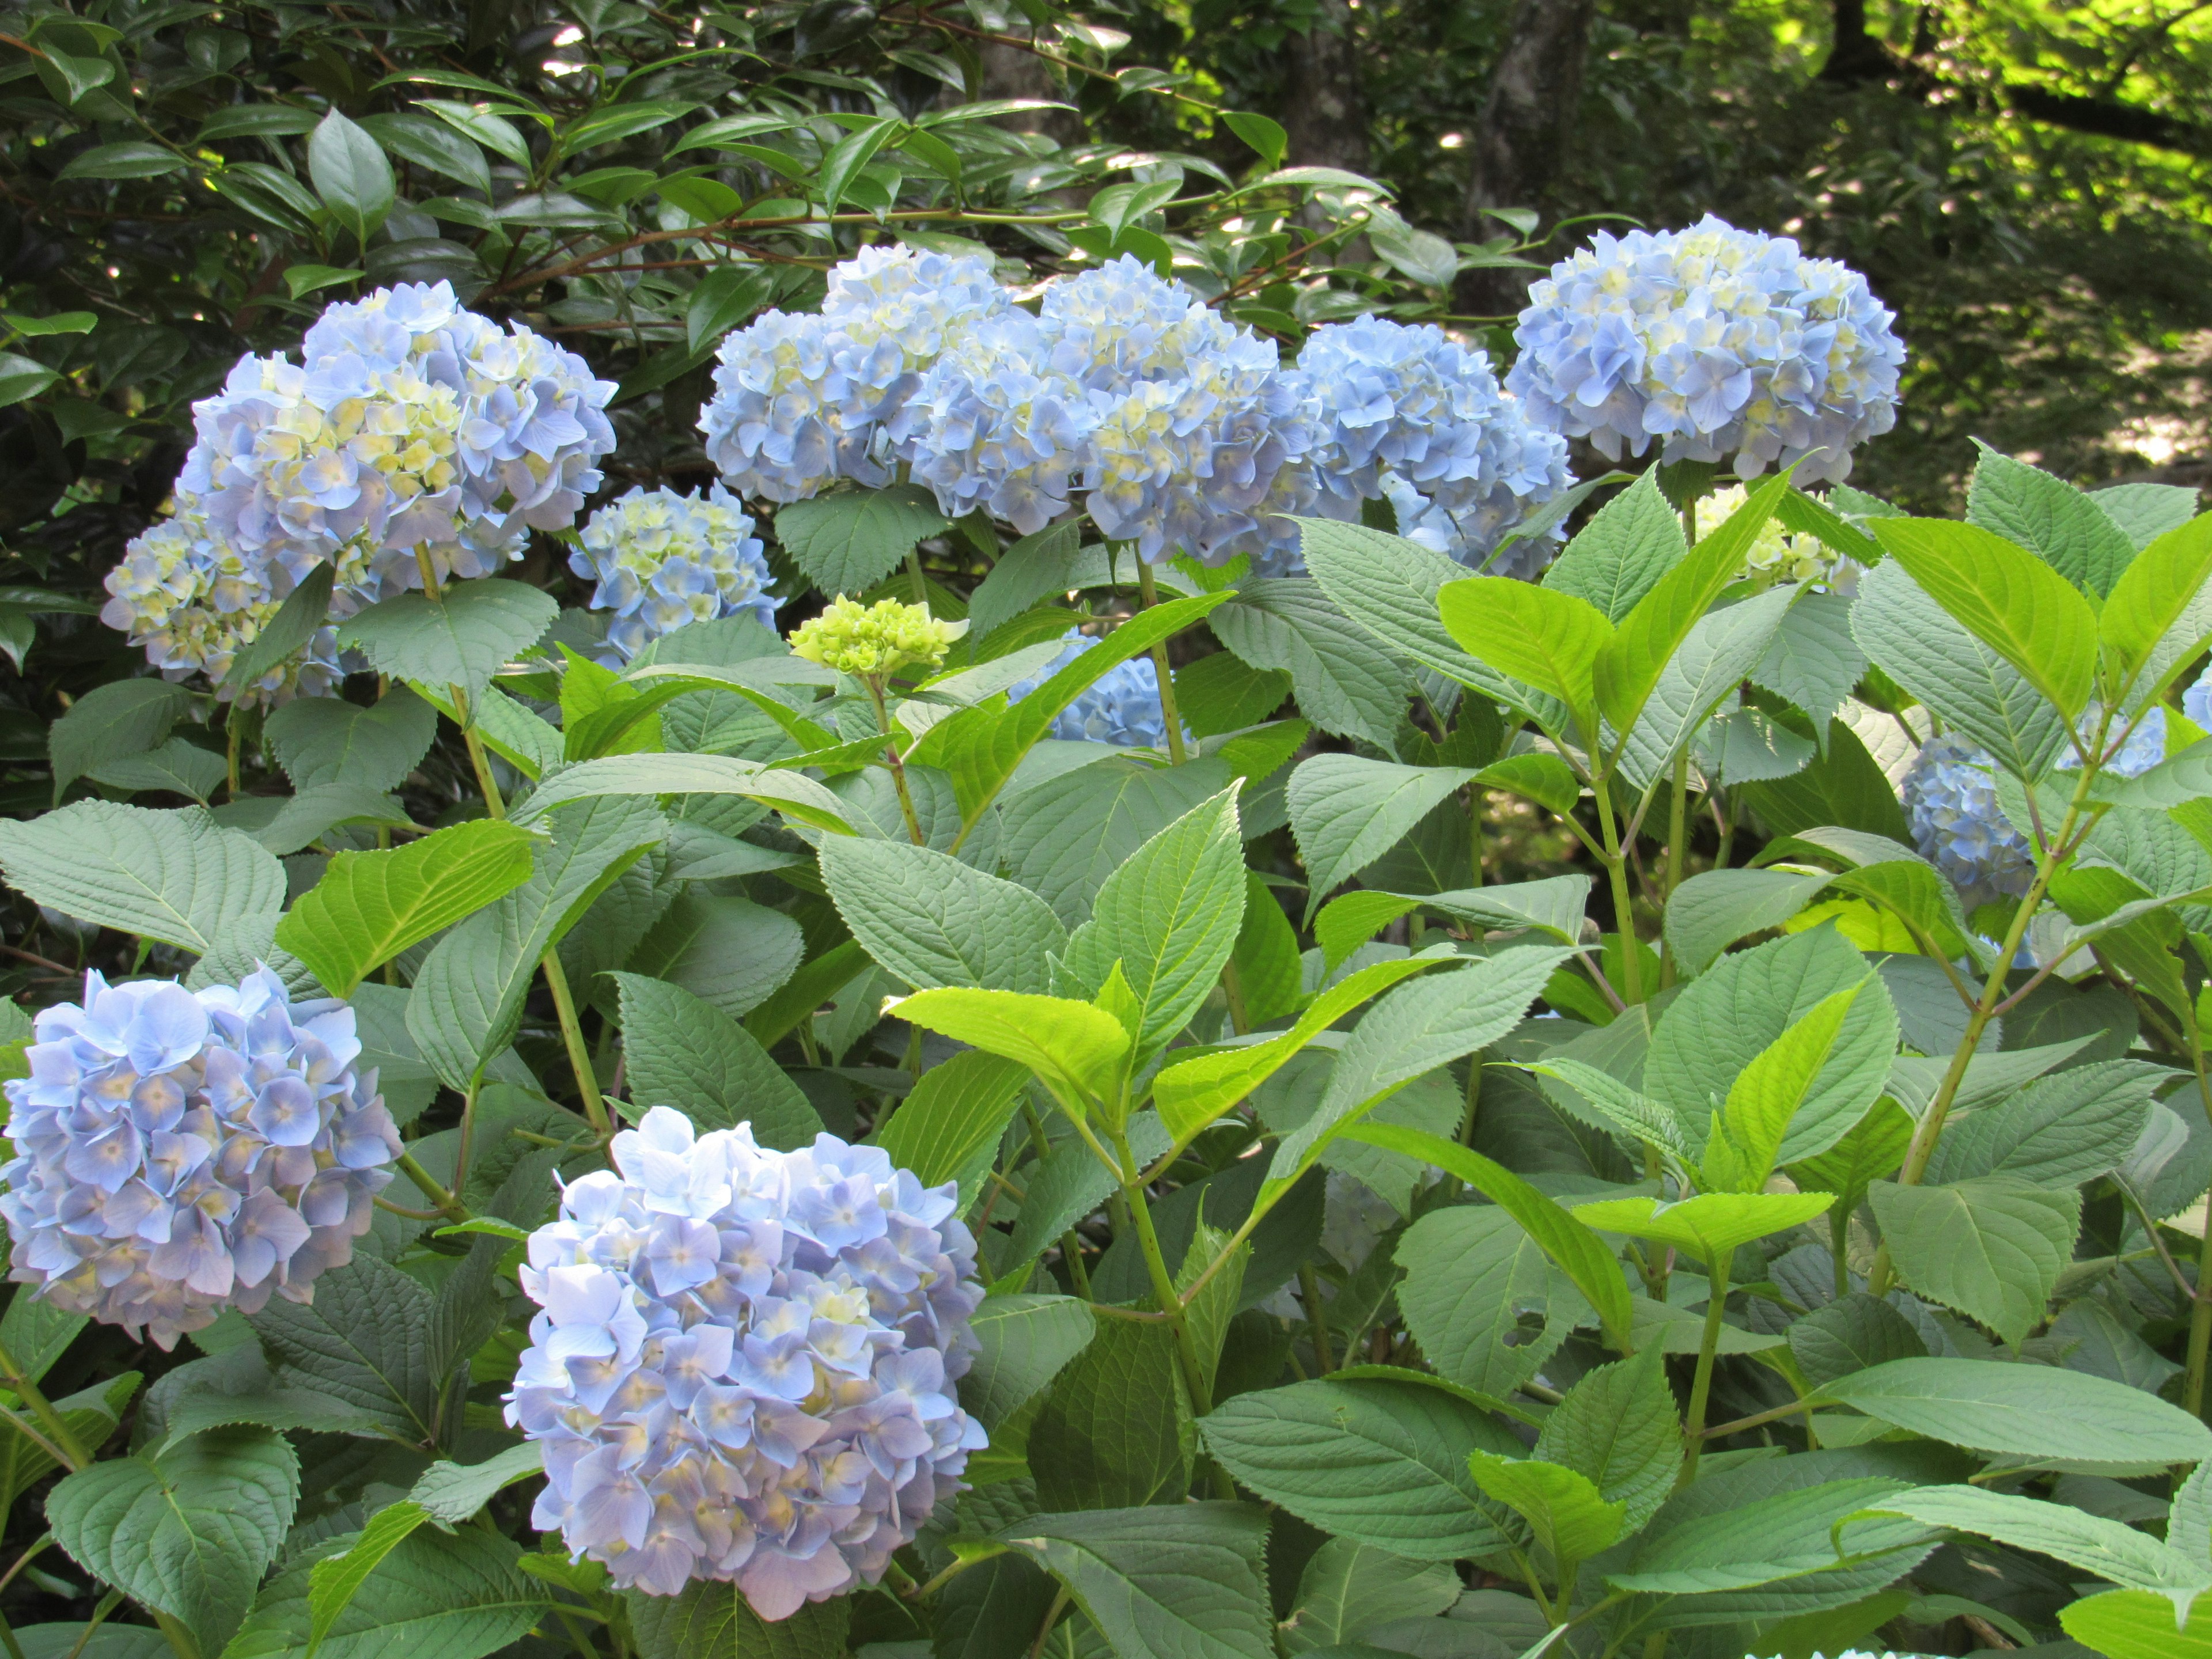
[1607,1476,1929,1596]
[0,801,286,953]
[889,987,1130,1109]
[1662,868,1833,978]
[622,891,804,1020]
[999,1503,1273,1659]
[1466,1450,1626,1569]
[1851,543,2069,781]
[266,687,438,793]
[407,799,664,1088]
[1001,757,1236,928]
[1613,584,1798,787]
[685,263,774,354]
[1753,587,1867,733]
[1967,442,2140,598]
[1922,1058,2162,1187]
[50,677,190,797]
[625,1581,849,1659]
[967,520,1087,641]
[305,1501,430,1659]
[1279,1539,1459,1656]
[1344,1120,1634,1353]
[775,484,949,596]
[408,1442,544,1524]
[0,353,56,407]
[1816,1356,2212,1468]
[223,565,336,698]
[513,750,855,835]
[1393,1202,1582,1395]
[609,973,821,1149]
[818,114,897,212]
[87,737,229,805]
[1437,576,1609,722]
[1063,789,1246,1062]
[1855,1484,2210,1607]
[358,110,491,194]
[1870,517,2100,719]
[59,141,185,179]
[1773,825,1979,963]
[1533,1347,1681,1532]
[308,109,396,247]
[1029,1315,1192,1510]
[2066,1589,2212,1659]
[46,1426,298,1653]
[960,1294,1097,1431]
[1287,756,1478,917]
[1207,578,1417,747]
[273,819,536,997]
[1786,1292,1927,1389]
[246,1253,438,1444]
[415,100,533,169]
[0,1373,134,1517]
[1293,518,1504,698]
[1866,1175,2080,1348]
[1645,925,1898,1166]
[874,1048,1029,1200]
[1575,1188,1835,1266]
[1703,980,1866,1194]
[244,784,414,857]
[336,581,557,707]
[1198,1378,1518,1562]
[224,1525,547,1659]
[2101,511,2212,697]
[821,834,1066,994]
[1542,468,1687,621]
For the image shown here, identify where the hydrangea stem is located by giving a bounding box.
[1132,558,1188,764]
[543,952,612,1135]
[1658,752,1690,989]
[1592,782,1643,1005]
[0,1335,89,1471]
[865,679,929,846]
[1677,1245,1734,1487]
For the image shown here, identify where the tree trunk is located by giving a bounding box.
[1280,0,1369,176]
[1457,0,1597,315]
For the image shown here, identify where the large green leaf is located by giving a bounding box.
[226,1525,547,1659]
[1198,1378,1518,1561]
[821,832,1067,994]
[621,890,804,1020]
[1278,1539,1460,1655]
[1541,468,1686,621]
[1661,868,1833,979]
[508,751,855,835]
[1816,1357,2212,1468]
[48,677,189,797]
[1029,1313,1191,1510]
[2101,512,2212,695]
[998,1503,1274,1659]
[1209,577,1419,747]
[337,579,555,706]
[626,1581,850,1659]
[265,688,440,793]
[960,1293,1098,1431]
[1575,1189,1835,1266]
[1466,1452,1626,1569]
[1702,980,1867,1194]
[1966,443,2139,598]
[1605,1476,1929,1595]
[892,987,1131,1109]
[307,108,395,245]
[1786,1292,1927,1389]
[775,483,949,596]
[2065,1589,2212,1659]
[0,801,285,953]
[1437,576,1609,721]
[1293,517,1501,696]
[1921,1058,2162,1187]
[1613,584,1797,786]
[1394,1203,1582,1398]
[1287,756,1480,915]
[46,1426,298,1653]
[1063,788,1245,1059]
[86,737,229,806]
[1533,1347,1680,1532]
[1851,1484,2211,1605]
[1000,757,1236,927]
[1870,517,2098,718]
[874,1048,1029,1200]
[610,973,821,1147]
[1866,1175,2081,1347]
[274,819,537,998]
[246,1254,439,1444]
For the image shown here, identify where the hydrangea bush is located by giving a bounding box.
[0,18,2207,1656]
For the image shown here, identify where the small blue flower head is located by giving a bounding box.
[1289,316,1573,577]
[1903,710,2168,909]
[1508,215,1906,483]
[1005,628,1186,749]
[101,498,346,707]
[700,248,1009,503]
[2184,669,2212,733]
[507,1107,987,1617]
[185,281,616,599]
[569,485,777,664]
[0,967,400,1350]
[900,311,1095,535]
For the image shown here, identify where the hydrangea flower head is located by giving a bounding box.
[0,967,400,1350]
[1508,215,1906,483]
[2184,669,2212,732]
[185,281,616,600]
[1005,628,1187,749]
[790,596,966,680]
[101,498,344,707]
[701,248,1009,503]
[1282,316,1573,578]
[900,311,1094,535]
[569,486,777,664]
[506,1107,987,1616]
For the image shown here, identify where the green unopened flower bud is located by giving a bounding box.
[789,594,967,680]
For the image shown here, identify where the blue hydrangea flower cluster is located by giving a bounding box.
[0,967,401,1351]
[1508,215,1906,483]
[1005,628,1185,749]
[507,1108,987,1617]
[1904,710,2168,906]
[1277,315,1573,578]
[569,486,778,664]
[181,281,616,602]
[699,247,1010,502]
[2184,669,2212,732]
[101,498,346,707]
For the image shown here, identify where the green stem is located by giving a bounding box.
[1658,752,1690,990]
[396,1149,469,1224]
[1133,558,1188,764]
[62,1590,121,1659]
[1679,1246,1734,1487]
[1468,783,1485,888]
[542,952,612,1135]
[865,679,928,845]
[1220,957,1250,1036]
[0,1338,87,1469]
[225,716,243,801]
[1298,1264,1334,1373]
[2184,1048,2212,1420]
[906,546,929,605]
[1112,1124,1211,1412]
[151,1611,200,1659]
[1593,782,1643,1005]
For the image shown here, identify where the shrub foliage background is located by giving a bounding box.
[3,5,2212,1659]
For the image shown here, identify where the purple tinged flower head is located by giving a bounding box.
[699,247,1010,503]
[1507,215,1906,484]
[0,967,399,1349]
[568,484,778,664]
[1004,628,1187,750]
[507,1106,987,1619]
